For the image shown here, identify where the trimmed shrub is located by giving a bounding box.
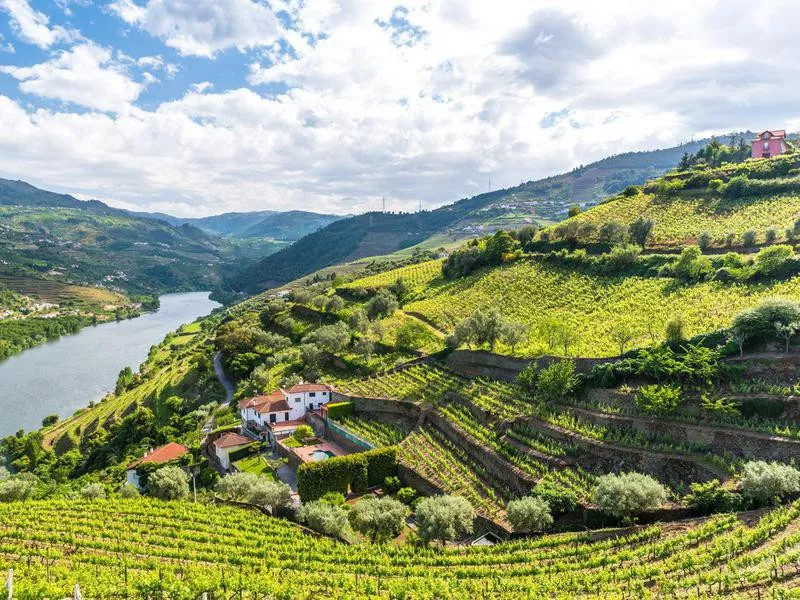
[326,402,354,420]
[363,446,398,488]
[297,453,369,502]
[0,474,37,502]
[507,496,553,533]
[396,487,417,505]
[120,483,140,498]
[594,472,667,520]
[384,476,402,493]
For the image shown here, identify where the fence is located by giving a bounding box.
[326,420,375,450]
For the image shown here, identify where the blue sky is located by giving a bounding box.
[0,0,799,217]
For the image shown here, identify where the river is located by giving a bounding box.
[0,292,221,437]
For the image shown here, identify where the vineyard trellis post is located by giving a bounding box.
[4,569,11,600]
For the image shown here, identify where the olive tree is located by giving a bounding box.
[348,497,407,543]
[148,465,190,500]
[414,495,475,545]
[81,482,107,499]
[0,474,37,502]
[593,472,667,520]
[506,496,553,533]
[249,480,293,511]
[741,461,800,506]
[297,501,349,538]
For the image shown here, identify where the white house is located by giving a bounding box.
[125,442,189,490]
[212,432,253,470]
[238,383,333,443]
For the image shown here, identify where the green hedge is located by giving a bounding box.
[363,446,398,487]
[296,446,398,501]
[326,402,353,420]
[298,453,368,501]
[228,442,260,462]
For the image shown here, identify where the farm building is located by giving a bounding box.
[751,130,788,159]
[125,442,189,490]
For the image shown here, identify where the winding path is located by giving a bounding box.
[214,352,235,404]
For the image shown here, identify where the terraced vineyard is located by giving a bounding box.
[404,259,800,357]
[564,187,800,247]
[334,362,531,417]
[43,325,214,452]
[5,498,800,598]
[334,414,409,447]
[399,425,511,520]
[341,259,444,291]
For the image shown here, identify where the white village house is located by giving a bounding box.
[238,383,334,444]
[125,442,189,490]
[212,431,253,470]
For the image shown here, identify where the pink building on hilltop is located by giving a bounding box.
[751,130,788,159]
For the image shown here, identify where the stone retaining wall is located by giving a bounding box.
[562,404,800,462]
[445,349,616,381]
[512,417,722,484]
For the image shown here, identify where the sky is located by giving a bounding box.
[0,1,799,217]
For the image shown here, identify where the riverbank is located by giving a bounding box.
[0,292,220,437]
[0,278,155,362]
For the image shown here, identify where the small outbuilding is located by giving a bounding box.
[213,432,253,470]
[126,442,189,490]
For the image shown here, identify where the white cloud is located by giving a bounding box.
[110,0,282,57]
[0,0,77,48]
[3,0,800,218]
[0,43,143,112]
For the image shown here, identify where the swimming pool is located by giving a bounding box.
[309,449,336,462]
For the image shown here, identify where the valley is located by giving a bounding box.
[6,142,800,598]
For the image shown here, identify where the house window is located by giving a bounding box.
[295,398,301,403]
[764,141,770,151]
[284,412,289,421]
[269,413,276,423]
[309,392,316,397]
[763,132,770,140]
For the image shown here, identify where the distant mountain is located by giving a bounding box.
[226,138,715,293]
[0,178,239,296]
[132,209,343,240]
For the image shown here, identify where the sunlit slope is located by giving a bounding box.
[348,258,800,357]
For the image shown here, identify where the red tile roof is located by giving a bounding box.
[755,129,787,140]
[128,442,188,469]
[256,399,291,414]
[285,383,332,393]
[239,390,288,412]
[213,432,253,449]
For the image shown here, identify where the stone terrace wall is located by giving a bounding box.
[445,349,616,381]
[562,404,800,462]
[511,417,723,484]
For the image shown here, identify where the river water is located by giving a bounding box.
[0,292,221,437]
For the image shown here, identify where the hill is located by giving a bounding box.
[0,178,243,297]
[228,138,713,294]
[552,151,800,249]
[134,208,343,240]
